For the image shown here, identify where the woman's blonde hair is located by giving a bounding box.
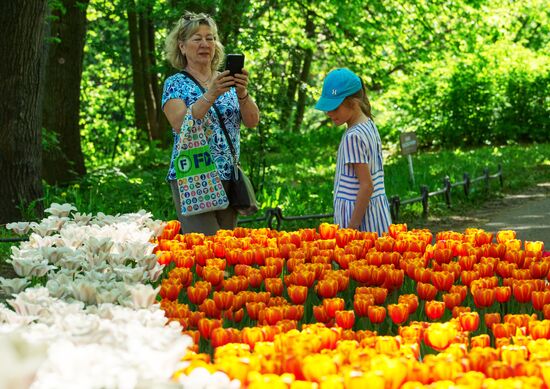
[165,11,224,72]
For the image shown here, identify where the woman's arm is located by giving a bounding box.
[234,69,260,128]
[348,163,374,230]
[163,99,188,133]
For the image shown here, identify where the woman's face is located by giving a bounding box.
[326,99,356,127]
[180,24,216,67]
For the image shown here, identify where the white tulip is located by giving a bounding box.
[0,277,29,295]
[44,202,77,217]
[5,221,31,235]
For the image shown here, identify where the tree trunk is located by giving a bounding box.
[0,1,48,223]
[42,0,90,184]
[281,48,302,130]
[293,12,315,132]
[128,0,161,141]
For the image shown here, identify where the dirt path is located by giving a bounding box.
[413,182,550,245]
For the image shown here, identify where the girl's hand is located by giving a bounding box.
[206,70,234,99]
[233,69,250,99]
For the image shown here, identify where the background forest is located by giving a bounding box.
[1,0,549,227]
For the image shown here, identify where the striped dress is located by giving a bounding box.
[333,119,392,235]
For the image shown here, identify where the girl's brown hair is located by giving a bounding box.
[346,79,372,119]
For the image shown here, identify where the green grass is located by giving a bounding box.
[1,142,549,259]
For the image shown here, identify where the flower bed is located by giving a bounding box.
[2,205,549,388]
[155,221,550,388]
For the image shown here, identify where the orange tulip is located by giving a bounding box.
[199,298,221,319]
[313,305,331,324]
[532,291,550,311]
[187,285,209,305]
[211,327,232,348]
[242,327,265,350]
[473,288,495,308]
[159,279,182,301]
[443,292,462,310]
[484,312,501,329]
[197,318,221,340]
[315,278,339,299]
[531,260,550,279]
[354,294,375,317]
[261,306,284,325]
[367,305,386,324]
[202,265,224,286]
[398,294,419,314]
[423,322,457,351]
[492,322,516,338]
[319,223,338,239]
[335,310,355,329]
[432,248,453,265]
[513,281,534,303]
[213,291,234,311]
[525,240,545,254]
[425,300,445,321]
[496,230,516,243]
[416,282,437,301]
[431,271,454,292]
[459,311,480,332]
[388,303,410,325]
[486,361,513,380]
[388,223,408,239]
[264,278,283,296]
[245,302,266,321]
[283,305,304,321]
[470,334,490,348]
[495,286,511,303]
[323,298,345,318]
[529,320,550,339]
[287,285,308,305]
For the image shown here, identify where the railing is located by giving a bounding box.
[0,165,503,240]
[238,164,503,229]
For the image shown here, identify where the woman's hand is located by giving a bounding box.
[205,70,234,100]
[233,69,250,99]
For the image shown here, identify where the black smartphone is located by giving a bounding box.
[225,53,245,76]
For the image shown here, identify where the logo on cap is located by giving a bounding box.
[332,89,337,95]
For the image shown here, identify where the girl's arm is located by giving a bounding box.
[348,163,374,229]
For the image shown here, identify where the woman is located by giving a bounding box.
[315,68,391,236]
[162,12,260,235]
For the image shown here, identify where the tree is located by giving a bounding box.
[127,0,162,141]
[0,1,48,224]
[42,0,90,184]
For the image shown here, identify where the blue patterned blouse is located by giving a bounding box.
[161,73,241,181]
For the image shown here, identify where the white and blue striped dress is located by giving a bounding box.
[333,119,392,235]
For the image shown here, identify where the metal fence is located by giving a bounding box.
[238,164,503,230]
[1,165,503,240]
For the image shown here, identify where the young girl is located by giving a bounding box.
[315,68,392,236]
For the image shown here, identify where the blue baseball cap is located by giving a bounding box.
[315,68,362,111]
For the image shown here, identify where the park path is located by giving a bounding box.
[416,182,550,246]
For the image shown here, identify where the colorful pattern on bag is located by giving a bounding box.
[174,114,229,216]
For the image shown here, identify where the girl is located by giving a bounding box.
[315,68,392,235]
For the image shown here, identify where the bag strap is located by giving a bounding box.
[180,71,239,165]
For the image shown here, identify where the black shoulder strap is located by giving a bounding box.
[180,71,238,163]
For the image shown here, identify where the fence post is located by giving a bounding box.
[483,167,490,192]
[390,195,401,222]
[463,173,470,197]
[420,185,429,218]
[267,208,283,230]
[498,163,503,188]
[443,176,452,208]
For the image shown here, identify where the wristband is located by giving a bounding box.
[202,94,212,104]
[238,92,249,101]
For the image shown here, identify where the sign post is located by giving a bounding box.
[399,132,418,187]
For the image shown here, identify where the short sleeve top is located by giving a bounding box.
[161,73,241,181]
[334,119,387,202]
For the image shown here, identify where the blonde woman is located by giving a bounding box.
[162,12,259,235]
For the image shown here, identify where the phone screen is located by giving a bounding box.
[225,54,245,76]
